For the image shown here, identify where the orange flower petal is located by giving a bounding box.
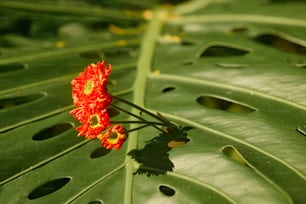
[100,125,128,150]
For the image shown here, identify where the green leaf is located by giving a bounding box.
[0,0,305,203]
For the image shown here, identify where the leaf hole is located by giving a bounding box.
[215,63,247,69]
[222,145,249,167]
[159,185,175,196]
[296,62,306,68]
[28,177,70,200]
[0,92,45,110]
[162,86,176,93]
[181,60,194,65]
[253,33,306,55]
[181,40,196,46]
[168,137,190,148]
[90,147,111,159]
[32,122,74,141]
[196,95,255,113]
[230,26,249,33]
[0,63,27,75]
[88,200,103,204]
[0,17,32,37]
[200,44,250,57]
[296,126,306,137]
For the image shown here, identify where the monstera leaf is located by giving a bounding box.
[0,0,305,203]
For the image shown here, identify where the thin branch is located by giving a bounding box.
[127,124,151,133]
[110,104,167,133]
[111,95,175,126]
[111,120,168,126]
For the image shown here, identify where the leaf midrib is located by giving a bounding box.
[123,9,167,204]
[169,14,306,27]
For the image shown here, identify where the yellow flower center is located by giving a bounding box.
[84,80,94,95]
[108,132,119,144]
[90,115,100,127]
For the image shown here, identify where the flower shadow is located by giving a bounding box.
[128,126,192,176]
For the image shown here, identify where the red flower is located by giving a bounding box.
[71,61,112,110]
[99,125,128,150]
[73,109,110,139]
[70,61,112,139]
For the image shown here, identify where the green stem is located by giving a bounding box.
[123,9,166,204]
[110,104,145,122]
[112,94,175,126]
[110,104,167,133]
[170,14,306,27]
[127,124,151,133]
[111,120,168,126]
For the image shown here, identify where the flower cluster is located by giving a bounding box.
[70,61,127,150]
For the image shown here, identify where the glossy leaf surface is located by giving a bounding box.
[0,0,305,203]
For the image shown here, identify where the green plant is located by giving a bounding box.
[0,0,305,203]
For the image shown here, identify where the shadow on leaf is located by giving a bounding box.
[128,126,192,176]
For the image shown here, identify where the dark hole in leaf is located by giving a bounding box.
[168,137,190,148]
[79,51,104,59]
[0,93,45,110]
[222,145,249,167]
[88,201,103,204]
[162,86,176,93]
[296,126,306,137]
[196,96,255,113]
[159,185,175,196]
[0,63,26,74]
[28,177,70,200]
[181,40,195,46]
[32,123,73,141]
[181,60,194,65]
[200,45,250,57]
[296,63,306,68]
[107,107,120,117]
[215,63,247,69]
[254,34,306,55]
[90,147,111,159]
[230,26,248,33]
[0,17,32,37]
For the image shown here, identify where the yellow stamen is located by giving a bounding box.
[84,80,94,95]
[108,132,119,144]
[90,115,99,127]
